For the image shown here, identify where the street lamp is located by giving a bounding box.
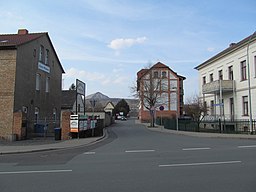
[246,31,255,134]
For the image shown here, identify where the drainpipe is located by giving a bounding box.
[246,31,255,134]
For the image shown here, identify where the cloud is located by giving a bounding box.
[207,47,215,52]
[63,67,129,88]
[108,37,147,50]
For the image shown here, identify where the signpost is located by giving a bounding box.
[159,105,164,125]
[76,79,86,115]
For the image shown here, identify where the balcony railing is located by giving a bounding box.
[202,80,234,94]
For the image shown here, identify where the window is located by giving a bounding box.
[153,71,159,78]
[218,70,223,80]
[228,66,233,80]
[242,96,248,116]
[45,49,49,65]
[33,49,36,57]
[210,73,214,82]
[241,60,247,81]
[203,101,207,115]
[230,98,234,120]
[202,76,206,85]
[36,73,41,91]
[46,77,50,92]
[162,71,167,78]
[210,100,214,115]
[39,45,44,62]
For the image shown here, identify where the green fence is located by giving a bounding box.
[156,117,256,134]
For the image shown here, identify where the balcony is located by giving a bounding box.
[202,80,234,94]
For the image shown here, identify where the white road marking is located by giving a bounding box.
[0,169,72,175]
[182,147,211,151]
[125,150,155,153]
[83,152,96,155]
[238,145,256,148]
[159,161,242,167]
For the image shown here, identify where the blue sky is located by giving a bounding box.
[1,0,255,100]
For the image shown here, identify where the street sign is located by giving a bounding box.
[159,105,164,111]
[213,103,224,106]
[70,115,79,132]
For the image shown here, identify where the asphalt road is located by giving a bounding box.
[1,119,256,192]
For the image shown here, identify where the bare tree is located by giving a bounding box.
[132,65,166,127]
[184,94,208,131]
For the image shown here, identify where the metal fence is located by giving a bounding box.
[22,119,60,138]
[156,117,256,134]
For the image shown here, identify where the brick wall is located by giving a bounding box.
[12,111,22,140]
[0,50,16,139]
[140,110,176,122]
[61,111,71,140]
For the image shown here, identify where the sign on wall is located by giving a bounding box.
[38,62,50,73]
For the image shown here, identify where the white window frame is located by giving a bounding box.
[242,96,248,116]
[36,73,41,91]
[39,45,44,62]
[241,60,247,81]
[45,49,49,65]
[46,77,50,93]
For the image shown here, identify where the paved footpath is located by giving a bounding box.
[135,120,256,140]
[0,132,106,154]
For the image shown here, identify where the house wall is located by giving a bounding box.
[198,40,256,120]
[139,67,182,122]
[14,35,63,135]
[0,49,17,139]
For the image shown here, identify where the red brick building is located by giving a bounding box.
[137,62,185,122]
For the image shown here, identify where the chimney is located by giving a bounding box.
[229,43,236,47]
[18,29,29,35]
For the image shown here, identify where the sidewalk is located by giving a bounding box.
[136,120,256,140]
[0,130,106,155]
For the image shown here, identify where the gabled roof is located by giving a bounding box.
[137,62,186,80]
[0,29,65,73]
[0,32,44,48]
[151,62,169,68]
[61,90,76,109]
[195,32,256,70]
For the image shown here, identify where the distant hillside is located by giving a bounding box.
[85,92,139,116]
[85,92,110,100]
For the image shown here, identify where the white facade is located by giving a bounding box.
[195,32,256,131]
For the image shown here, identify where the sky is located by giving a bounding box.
[1,0,255,100]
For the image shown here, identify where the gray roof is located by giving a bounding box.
[61,90,76,109]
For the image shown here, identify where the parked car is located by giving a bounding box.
[121,116,127,121]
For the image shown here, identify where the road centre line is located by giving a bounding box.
[125,149,155,153]
[159,160,242,168]
[0,169,72,175]
[238,145,256,148]
[83,152,96,155]
[182,147,211,151]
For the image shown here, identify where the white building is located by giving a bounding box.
[195,32,256,133]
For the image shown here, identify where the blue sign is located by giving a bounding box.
[159,105,164,111]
